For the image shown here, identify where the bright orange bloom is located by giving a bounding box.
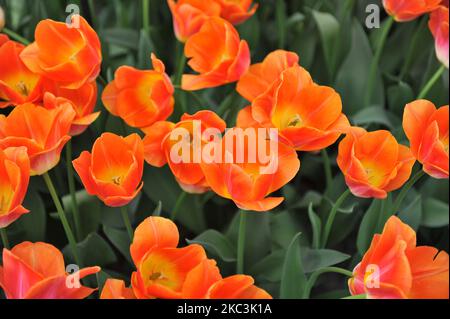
[182,17,250,91]
[382,0,442,22]
[337,127,415,199]
[429,5,449,68]
[0,147,30,228]
[237,50,299,102]
[200,128,300,211]
[73,133,144,207]
[403,100,449,179]
[0,242,100,299]
[100,279,136,299]
[129,216,271,299]
[20,15,101,89]
[167,0,221,42]
[143,110,226,194]
[214,0,258,25]
[102,54,174,131]
[349,216,449,299]
[0,40,43,108]
[0,103,75,176]
[0,34,9,47]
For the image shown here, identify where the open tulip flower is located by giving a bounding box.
[0,147,30,228]
[20,15,101,89]
[143,110,226,194]
[0,40,43,108]
[214,0,258,25]
[0,242,100,299]
[382,0,442,22]
[73,133,144,207]
[182,17,250,91]
[349,216,449,299]
[0,103,75,176]
[403,100,449,179]
[337,127,415,199]
[429,5,449,68]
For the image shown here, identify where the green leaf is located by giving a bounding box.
[137,28,154,69]
[302,248,351,273]
[352,106,393,129]
[312,10,340,76]
[280,232,306,299]
[398,192,422,230]
[270,211,305,250]
[187,230,236,262]
[15,189,46,242]
[356,199,382,255]
[101,28,140,49]
[103,225,132,263]
[387,82,414,115]
[64,233,117,267]
[422,198,449,227]
[250,250,285,282]
[308,203,322,249]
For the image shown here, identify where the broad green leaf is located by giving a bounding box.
[356,199,382,255]
[103,225,132,263]
[64,233,117,267]
[308,203,322,249]
[15,189,46,242]
[280,232,306,299]
[101,28,139,49]
[352,106,393,129]
[187,230,236,262]
[422,198,449,227]
[302,248,351,273]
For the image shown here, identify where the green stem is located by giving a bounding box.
[120,206,133,241]
[321,189,351,248]
[321,149,333,190]
[0,228,10,249]
[342,294,367,299]
[417,65,446,99]
[364,16,394,107]
[236,211,247,274]
[170,191,187,221]
[399,17,427,80]
[143,0,150,31]
[43,173,81,266]
[391,170,425,215]
[276,0,286,49]
[66,141,82,241]
[174,42,187,113]
[2,28,30,45]
[303,267,354,298]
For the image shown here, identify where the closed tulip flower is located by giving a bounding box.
[214,0,258,25]
[403,100,449,179]
[382,0,442,22]
[337,127,415,199]
[349,216,449,299]
[0,147,30,228]
[102,54,174,131]
[182,17,250,91]
[73,133,144,207]
[429,5,449,68]
[0,103,75,176]
[20,15,101,89]
[0,242,100,299]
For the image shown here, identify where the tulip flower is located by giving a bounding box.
[214,0,258,25]
[337,127,415,199]
[167,0,221,42]
[100,279,136,299]
[73,133,144,207]
[349,216,449,299]
[182,17,250,91]
[0,40,43,108]
[237,50,299,102]
[102,54,174,131]
[206,275,272,299]
[382,0,442,22]
[0,34,8,46]
[143,110,226,194]
[0,242,100,299]
[429,5,449,68]
[200,127,300,211]
[0,103,75,176]
[403,100,449,179]
[20,15,101,89]
[0,147,30,228]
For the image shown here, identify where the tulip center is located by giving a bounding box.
[140,251,181,291]
[287,114,303,127]
[15,81,29,97]
[112,176,123,185]
[361,162,386,187]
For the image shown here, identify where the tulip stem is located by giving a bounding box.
[175,42,187,113]
[170,191,187,221]
[321,149,333,190]
[143,0,150,31]
[391,170,425,215]
[0,228,10,249]
[237,211,247,274]
[276,0,286,49]
[2,27,30,45]
[120,206,134,241]
[417,65,446,99]
[303,267,353,298]
[66,141,82,241]
[321,189,351,248]
[364,16,394,107]
[43,172,81,266]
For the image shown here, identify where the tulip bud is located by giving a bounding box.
[0,7,5,31]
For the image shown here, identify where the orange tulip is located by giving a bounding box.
[73,133,144,207]
[429,5,449,68]
[0,40,43,108]
[0,34,9,46]
[349,216,449,299]
[337,127,415,199]
[0,241,100,299]
[382,0,441,22]
[143,110,226,194]
[200,128,300,211]
[102,54,174,131]
[214,0,258,25]
[0,147,30,228]
[237,50,299,102]
[167,0,221,42]
[0,103,75,176]
[100,279,136,299]
[207,275,272,299]
[20,15,101,89]
[182,17,250,91]
[403,100,449,179]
